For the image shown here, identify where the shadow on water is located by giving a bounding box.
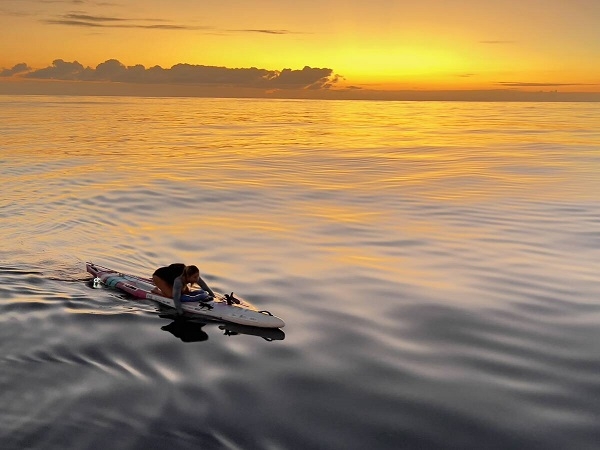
[160,317,210,343]
[158,310,286,343]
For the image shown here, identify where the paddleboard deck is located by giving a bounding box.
[86,262,285,328]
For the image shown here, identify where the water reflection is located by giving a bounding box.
[158,312,286,343]
[217,323,285,342]
[2,97,599,449]
[160,317,209,343]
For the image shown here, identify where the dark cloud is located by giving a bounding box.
[0,63,31,77]
[137,24,194,30]
[42,13,209,30]
[270,67,334,89]
[23,59,337,90]
[44,19,103,27]
[62,13,125,22]
[230,29,299,35]
[25,59,93,80]
[38,12,306,34]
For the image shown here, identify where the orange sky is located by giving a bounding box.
[1,0,600,100]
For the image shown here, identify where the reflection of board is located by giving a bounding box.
[86,262,285,329]
[218,323,285,341]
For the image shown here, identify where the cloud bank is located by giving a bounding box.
[0,63,31,77]
[14,59,336,89]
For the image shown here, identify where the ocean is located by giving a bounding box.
[1,96,599,449]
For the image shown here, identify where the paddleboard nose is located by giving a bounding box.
[264,315,285,328]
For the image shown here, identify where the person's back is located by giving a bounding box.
[152,263,215,315]
[158,263,185,284]
[152,263,185,298]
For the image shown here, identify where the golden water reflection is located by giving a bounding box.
[2,97,599,298]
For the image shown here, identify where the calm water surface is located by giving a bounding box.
[1,96,600,449]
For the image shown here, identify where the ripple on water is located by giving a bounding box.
[2,98,600,449]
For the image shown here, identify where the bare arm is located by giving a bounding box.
[198,276,215,297]
[172,277,184,315]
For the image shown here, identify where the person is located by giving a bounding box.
[152,263,215,315]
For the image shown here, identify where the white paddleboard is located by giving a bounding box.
[87,262,285,329]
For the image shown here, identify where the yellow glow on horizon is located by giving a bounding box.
[330,45,459,80]
[1,0,600,97]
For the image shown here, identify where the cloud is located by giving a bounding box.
[25,59,93,80]
[269,67,334,89]
[23,59,337,89]
[229,29,301,35]
[61,13,126,22]
[38,12,307,34]
[44,19,103,27]
[0,63,32,77]
[42,13,210,30]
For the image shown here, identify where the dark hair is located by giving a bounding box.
[182,265,199,281]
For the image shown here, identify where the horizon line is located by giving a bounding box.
[2,83,600,102]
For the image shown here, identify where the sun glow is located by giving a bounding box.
[1,0,600,99]
[340,46,458,77]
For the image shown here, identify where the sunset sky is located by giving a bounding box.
[1,0,600,100]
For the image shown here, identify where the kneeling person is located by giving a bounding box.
[152,263,215,315]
